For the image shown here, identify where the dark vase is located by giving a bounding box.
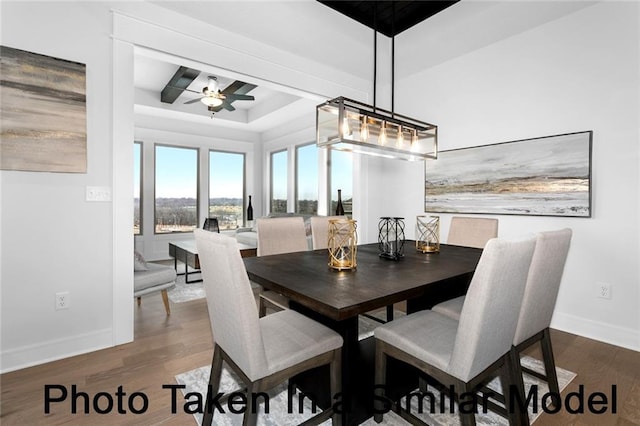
[247,195,254,221]
[336,189,345,216]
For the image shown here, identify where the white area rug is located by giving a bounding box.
[176,355,575,426]
[168,274,205,303]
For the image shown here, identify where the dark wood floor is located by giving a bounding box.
[1,293,639,425]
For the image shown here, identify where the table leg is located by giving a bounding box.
[289,302,366,426]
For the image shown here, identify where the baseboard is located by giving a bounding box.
[551,312,640,352]
[0,328,113,374]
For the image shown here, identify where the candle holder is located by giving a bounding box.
[328,218,357,270]
[416,215,440,253]
[378,217,405,260]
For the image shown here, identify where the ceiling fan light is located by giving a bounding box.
[201,96,223,107]
[207,76,219,93]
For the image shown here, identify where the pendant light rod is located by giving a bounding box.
[373,2,377,112]
[391,34,395,117]
[391,1,395,117]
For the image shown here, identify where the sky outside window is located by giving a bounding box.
[271,150,288,213]
[210,151,244,229]
[155,145,198,233]
[296,143,318,214]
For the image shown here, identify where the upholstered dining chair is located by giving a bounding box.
[310,215,344,250]
[447,216,499,248]
[432,228,572,403]
[373,236,536,426]
[257,216,309,317]
[194,229,343,426]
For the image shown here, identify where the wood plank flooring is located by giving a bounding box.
[1,294,639,425]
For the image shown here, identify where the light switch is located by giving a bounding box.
[86,186,112,202]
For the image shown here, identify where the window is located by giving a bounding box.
[295,143,318,215]
[133,142,142,235]
[209,150,245,230]
[330,150,353,216]
[270,149,288,213]
[155,145,199,233]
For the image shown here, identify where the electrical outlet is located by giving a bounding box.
[55,292,70,310]
[596,282,612,300]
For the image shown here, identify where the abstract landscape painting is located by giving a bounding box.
[0,45,86,173]
[425,131,592,217]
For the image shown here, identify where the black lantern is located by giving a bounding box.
[378,217,405,260]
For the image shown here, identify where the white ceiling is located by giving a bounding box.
[135,0,597,138]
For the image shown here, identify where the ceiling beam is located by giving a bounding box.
[161,66,201,104]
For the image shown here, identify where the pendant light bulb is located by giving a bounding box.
[396,125,404,148]
[341,113,352,139]
[410,128,419,152]
[360,116,369,142]
[379,121,387,146]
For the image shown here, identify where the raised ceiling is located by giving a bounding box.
[139,1,595,138]
[317,0,459,37]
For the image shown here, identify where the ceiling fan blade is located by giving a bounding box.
[221,102,236,112]
[224,94,255,101]
[169,86,201,94]
[221,80,251,95]
[184,98,202,105]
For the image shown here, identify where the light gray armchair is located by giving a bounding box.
[373,236,536,426]
[133,251,176,315]
[194,230,343,426]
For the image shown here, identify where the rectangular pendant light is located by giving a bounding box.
[316,97,437,161]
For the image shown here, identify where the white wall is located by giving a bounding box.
[371,2,640,350]
[0,1,371,372]
[1,2,118,371]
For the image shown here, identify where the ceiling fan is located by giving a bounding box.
[184,76,255,113]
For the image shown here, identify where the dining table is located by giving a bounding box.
[243,241,483,425]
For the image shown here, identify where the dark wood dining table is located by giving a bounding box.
[243,241,483,425]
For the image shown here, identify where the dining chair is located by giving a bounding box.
[256,216,309,317]
[447,216,498,248]
[373,236,536,426]
[194,229,343,426]
[310,215,344,250]
[433,228,572,409]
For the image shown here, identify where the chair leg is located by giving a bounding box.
[258,296,267,318]
[137,296,141,306]
[202,345,224,426]
[458,382,477,426]
[541,328,560,397]
[502,352,529,426]
[161,289,171,315]
[330,348,342,425]
[242,382,258,426]
[373,341,388,423]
